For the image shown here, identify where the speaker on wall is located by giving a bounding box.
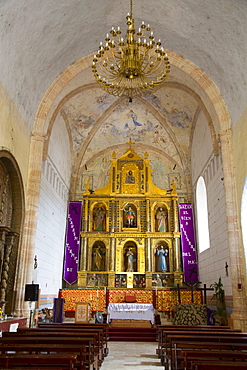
[24,284,39,302]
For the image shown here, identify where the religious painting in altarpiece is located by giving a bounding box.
[78,142,183,289]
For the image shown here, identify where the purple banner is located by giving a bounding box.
[63,201,82,284]
[178,203,199,284]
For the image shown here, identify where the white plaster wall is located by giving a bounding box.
[191,111,213,182]
[34,117,71,296]
[191,112,232,296]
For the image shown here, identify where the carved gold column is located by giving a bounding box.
[146,199,151,232]
[145,238,152,272]
[109,237,116,272]
[80,237,87,271]
[84,198,89,232]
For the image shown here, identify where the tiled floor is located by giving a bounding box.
[101,341,163,370]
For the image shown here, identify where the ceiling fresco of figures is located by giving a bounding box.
[62,83,198,199]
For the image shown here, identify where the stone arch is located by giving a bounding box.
[30,50,247,327]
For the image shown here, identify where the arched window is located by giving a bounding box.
[196,176,210,252]
[241,177,247,271]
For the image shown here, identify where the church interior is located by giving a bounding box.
[1,0,247,336]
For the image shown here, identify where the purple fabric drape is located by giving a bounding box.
[178,203,199,284]
[63,201,82,284]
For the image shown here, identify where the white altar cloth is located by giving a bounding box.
[107,303,154,324]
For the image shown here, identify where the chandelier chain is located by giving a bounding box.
[130,0,133,18]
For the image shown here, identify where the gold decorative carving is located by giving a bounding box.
[78,142,181,289]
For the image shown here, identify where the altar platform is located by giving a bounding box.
[59,288,203,317]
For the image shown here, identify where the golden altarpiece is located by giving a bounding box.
[78,144,183,290]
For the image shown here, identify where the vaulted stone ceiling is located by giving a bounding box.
[0,0,246,198]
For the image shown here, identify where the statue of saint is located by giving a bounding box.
[92,246,105,271]
[155,245,168,272]
[124,205,136,227]
[126,248,136,272]
[156,207,167,232]
[94,207,105,231]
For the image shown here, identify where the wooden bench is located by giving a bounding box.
[192,361,247,369]
[157,327,241,366]
[37,322,109,356]
[0,353,77,370]
[156,325,237,359]
[182,349,247,369]
[0,336,96,370]
[17,327,103,358]
[165,332,247,370]
[16,326,105,366]
[0,343,88,370]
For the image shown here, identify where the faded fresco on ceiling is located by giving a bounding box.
[63,90,115,152]
[145,90,195,129]
[63,87,196,155]
[81,102,182,166]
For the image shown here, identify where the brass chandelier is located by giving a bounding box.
[92,0,170,102]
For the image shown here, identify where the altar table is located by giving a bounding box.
[107,303,154,324]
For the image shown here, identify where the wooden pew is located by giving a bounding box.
[192,361,247,369]
[16,326,105,365]
[0,353,77,370]
[38,322,109,356]
[165,332,247,370]
[157,326,242,366]
[0,343,87,370]
[0,336,95,370]
[182,349,247,370]
[156,325,239,360]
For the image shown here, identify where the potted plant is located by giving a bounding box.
[210,277,228,326]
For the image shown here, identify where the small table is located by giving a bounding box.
[107,303,154,324]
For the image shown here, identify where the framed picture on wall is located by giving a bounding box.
[75,302,91,323]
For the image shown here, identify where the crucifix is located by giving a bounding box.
[185,282,214,304]
[170,284,188,305]
[127,138,135,150]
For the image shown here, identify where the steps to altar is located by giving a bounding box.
[110,319,152,328]
[108,326,157,342]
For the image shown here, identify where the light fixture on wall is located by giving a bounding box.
[92,0,170,102]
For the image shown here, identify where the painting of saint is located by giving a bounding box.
[125,170,135,184]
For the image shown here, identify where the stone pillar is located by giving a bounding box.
[15,133,46,317]
[220,128,247,330]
